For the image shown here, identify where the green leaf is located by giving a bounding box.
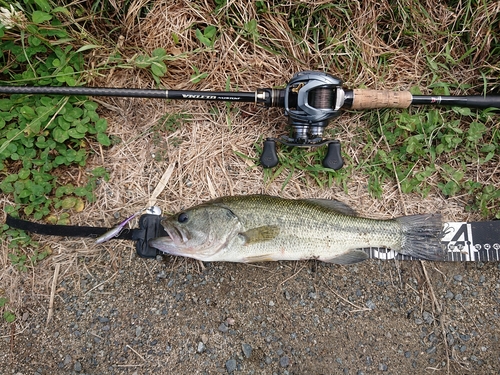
[204,25,217,39]
[5,174,18,183]
[4,311,16,323]
[67,128,86,139]
[97,133,111,146]
[58,117,71,130]
[56,185,74,197]
[95,118,107,133]
[32,11,53,24]
[20,106,36,120]
[35,0,52,12]
[74,186,88,196]
[151,61,167,77]
[196,28,212,47]
[0,99,12,111]
[152,48,167,57]
[60,197,77,209]
[76,122,88,134]
[52,6,70,14]
[467,122,486,142]
[52,127,69,143]
[244,19,258,35]
[18,169,30,179]
[84,101,99,111]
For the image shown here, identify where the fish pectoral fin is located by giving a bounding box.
[304,199,357,216]
[323,249,369,264]
[244,254,276,263]
[239,225,280,245]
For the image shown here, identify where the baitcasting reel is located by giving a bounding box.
[258,71,345,170]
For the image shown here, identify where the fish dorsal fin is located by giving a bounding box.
[304,199,357,216]
[239,225,280,245]
[323,249,369,264]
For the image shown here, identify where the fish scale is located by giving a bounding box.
[149,195,445,264]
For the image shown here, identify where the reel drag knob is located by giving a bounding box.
[322,141,343,170]
[260,138,279,168]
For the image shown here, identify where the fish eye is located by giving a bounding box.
[177,212,189,223]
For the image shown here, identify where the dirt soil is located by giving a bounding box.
[3,253,500,374]
[1,1,500,374]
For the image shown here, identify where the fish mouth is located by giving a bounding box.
[149,223,189,255]
[162,222,187,245]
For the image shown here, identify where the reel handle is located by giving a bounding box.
[260,139,279,168]
[322,141,343,170]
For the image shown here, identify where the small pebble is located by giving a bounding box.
[218,323,228,333]
[63,354,72,365]
[135,326,142,337]
[445,291,454,299]
[74,361,82,372]
[378,363,388,371]
[242,343,252,358]
[197,342,205,353]
[366,300,376,310]
[225,358,237,373]
[280,356,290,367]
[422,311,433,324]
[447,333,455,346]
[453,275,463,282]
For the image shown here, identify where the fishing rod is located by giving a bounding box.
[1,71,499,170]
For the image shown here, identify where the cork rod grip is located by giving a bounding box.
[350,89,413,110]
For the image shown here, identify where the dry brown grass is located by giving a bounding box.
[1,0,499,319]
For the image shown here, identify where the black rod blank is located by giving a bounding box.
[0,85,258,103]
[411,95,500,109]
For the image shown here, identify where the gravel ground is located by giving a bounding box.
[2,252,499,374]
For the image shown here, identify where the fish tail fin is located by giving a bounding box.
[396,214,445,261]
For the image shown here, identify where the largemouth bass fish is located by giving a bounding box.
[149,195,445,264]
